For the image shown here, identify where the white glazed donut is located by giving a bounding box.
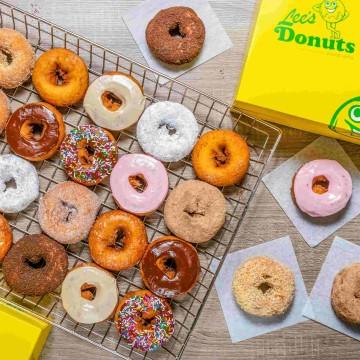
[0,154,39,213]
[61,264,119,324]
[84,72,146,131]
[136,101,199,162]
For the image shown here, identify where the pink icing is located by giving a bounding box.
[110,154,169,216]
[293,159,352,218]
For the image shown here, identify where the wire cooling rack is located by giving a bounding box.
[0,1,281,359]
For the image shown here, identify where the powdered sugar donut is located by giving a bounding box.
[0,154,39,213]
[136,101,199,162]
[84,72,146,131]
[110,154,168,216]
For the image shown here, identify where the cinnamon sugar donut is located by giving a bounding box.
[0,28,35,89]
[0,214,12,262]
[0,89,10,134]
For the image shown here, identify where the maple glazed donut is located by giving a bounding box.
[84,72,146,131]
[32,48,89,107]
[140,236,200,299]
[60,125,118,186]
[89,210,148,271]
[0,90,10,134]
[6,102,65,161]
[146,7,206,65]
[0,214,12,262]
[192,129,250,187]
[38,182,101,244]
[0,28,35,89]
[292,159,352,218]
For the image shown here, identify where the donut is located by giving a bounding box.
[140,236,200,299]
[292,159,352,218]
[32,48,89,107]
[6,102,65,161]
[114,290,175,352]
[2,234,68,296]
[0,90,10,134]
[60,125,118,186]
[331,263,360,325]
[137,101,199,162]
[38,181,101,244]
[61,263,118,324]
[89,210,148,271]
[0,154,39,213]
[84,72,146,131]
[192,129,250,187]
[110,154,168,216]
[0,214,12,262]
[232,256,295,317]
[164,180,226,244]
[0,28,35,89]
[146,7,205,65]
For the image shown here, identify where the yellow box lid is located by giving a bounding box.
[0,301,52,360]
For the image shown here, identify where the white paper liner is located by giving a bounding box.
[122,0,233,85]
[303,237,360,340]
[263,137,360,247]
[212,236,308,343]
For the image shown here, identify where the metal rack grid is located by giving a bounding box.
[0,2,282,359]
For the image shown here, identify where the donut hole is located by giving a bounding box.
[60,201,78,223]
[258,282,272,294]
[184,199,205,218]
[20,120,46,141]
[129,174,147,193]
[312,175,329,194]
[156,256,177,280]
[213,145,229,167]
[101,91,123,112]
[169,23,186,38]
[53,65,68,86]
[25,256,46,269]
[159,122,177,136]
[81,283,97,301]
[0,48,13,65]
[78,141,96,167]
[140,310,157,329]
[3,178,17,192]
[109,229,125,250]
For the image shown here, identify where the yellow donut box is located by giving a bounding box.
[234,0,360,145]
[0,301,51,359]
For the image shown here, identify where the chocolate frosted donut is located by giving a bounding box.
[2,234,68,296]
[146,7,205,65]
[6,102,65,161]
[164,180,226,243]
[140,236,200,299]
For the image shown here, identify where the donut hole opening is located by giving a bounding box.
[78,141,96,166]
[169,23,186,38]
[53,65,67,86]
[129,174,147,193]
[156,256,177,280]
[61,200,78,223]
[214,145,229,167]
[258,282,272,294]
[159,122,177,136]
[20,120,46,141]
[25,256,46,269]
[184,199,205,218]
[0,48,13,65]
[140,310,157,329]
[3,178,17,192]
[101,91,123,112]
[312,175,329,194]
[81,283,97,301]
[109,229,125,250]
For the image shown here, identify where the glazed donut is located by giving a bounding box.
[84,72,146,131]
[0,28,35,89]
[32,48,89,107]
[137,101,199,162]
[164,180,226,243]
[38,181,101,244]
[60,125,118,186]
[0,154,39,213]
[6,102,65,161]
[2,234,68,296]
[232,256,295,317]
[114,290,175,352]
[89,210,148,271]
[140,236,200,299]
[192,129,250,187]
[331,263,360,325]
[61,263,118,324]
[0,90,10,134]
[292,159,352,218]
[146,7,205,65]
[110,154,168,216]
[0,214,12,262]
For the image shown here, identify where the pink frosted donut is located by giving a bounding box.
[293,159,352,218]
[110,154,168,216]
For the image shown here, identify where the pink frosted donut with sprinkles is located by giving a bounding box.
[114,290,175,352]
[60,125,118,187]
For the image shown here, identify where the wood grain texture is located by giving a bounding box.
[5,0,360,359]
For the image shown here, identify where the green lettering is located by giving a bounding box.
[275,26,294,42]
[346,42,356,53]
[308,36,321,47]
[336,39,346,52]
[295,33,307,44]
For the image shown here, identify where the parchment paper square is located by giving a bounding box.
[263,137,360,247]
[303,237,360,341]
[123,0,233,85]
[212,236,308,343]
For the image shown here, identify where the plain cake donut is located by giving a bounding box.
[0,214,12,262]
[0,90,11,134]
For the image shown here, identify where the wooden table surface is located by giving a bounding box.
[5,0,360,359]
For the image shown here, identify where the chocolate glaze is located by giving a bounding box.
[141,236,200,298]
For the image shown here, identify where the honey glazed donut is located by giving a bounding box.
[0,214,12,262]
[0,89,11,134]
